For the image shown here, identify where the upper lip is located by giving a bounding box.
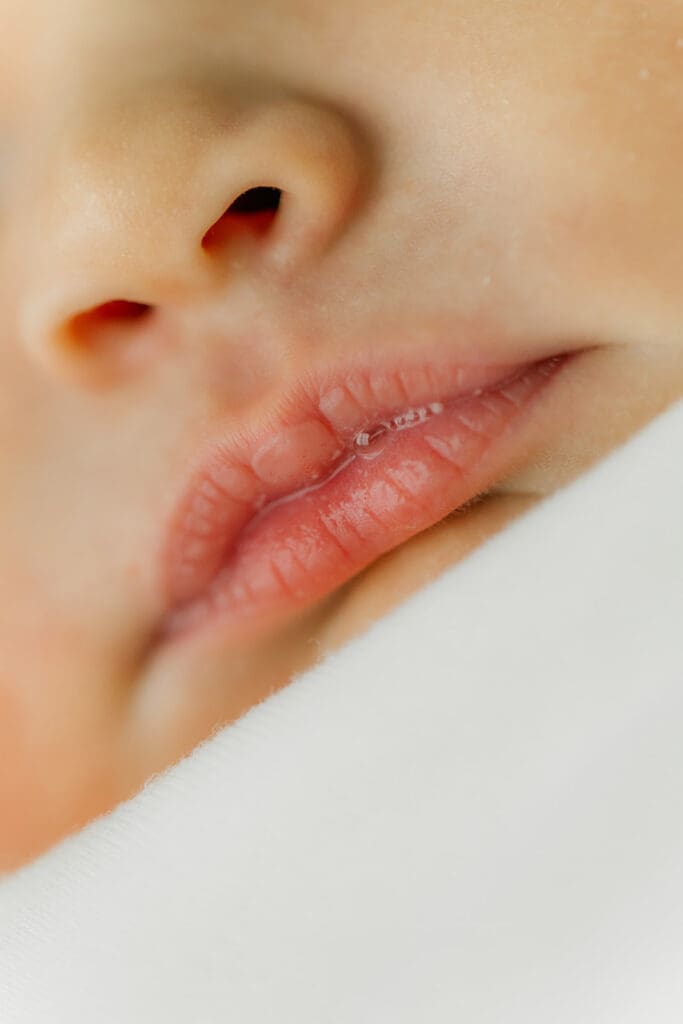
[157,344,566,623]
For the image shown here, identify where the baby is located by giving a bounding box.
[1,0,682,873]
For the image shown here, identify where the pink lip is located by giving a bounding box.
[158,349,577,643]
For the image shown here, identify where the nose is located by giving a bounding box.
[17,88,367,382]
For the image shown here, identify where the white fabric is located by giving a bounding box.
[1,399,682,1023]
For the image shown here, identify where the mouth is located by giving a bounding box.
[156,348,583,647]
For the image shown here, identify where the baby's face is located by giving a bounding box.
[1,0,682,871]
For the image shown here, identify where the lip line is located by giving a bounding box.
[237,360,536,536]
[159,347,575,630]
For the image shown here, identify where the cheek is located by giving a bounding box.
[0,562,86,683]
[0,613,127,872]
[0,665,53,870]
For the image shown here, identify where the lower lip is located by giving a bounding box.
[161,351,575,645]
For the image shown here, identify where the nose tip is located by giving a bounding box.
[18,94,367,381]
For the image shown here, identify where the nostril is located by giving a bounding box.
[201,187,282,251]
[69,300,153,347]
[228,187,282,215]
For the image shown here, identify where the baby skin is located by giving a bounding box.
[1,0,682,871]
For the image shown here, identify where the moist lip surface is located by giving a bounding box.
[160,351,574,643]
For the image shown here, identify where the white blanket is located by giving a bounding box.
[1,399,682,1023]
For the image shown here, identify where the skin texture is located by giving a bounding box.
[0,0,682,872]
